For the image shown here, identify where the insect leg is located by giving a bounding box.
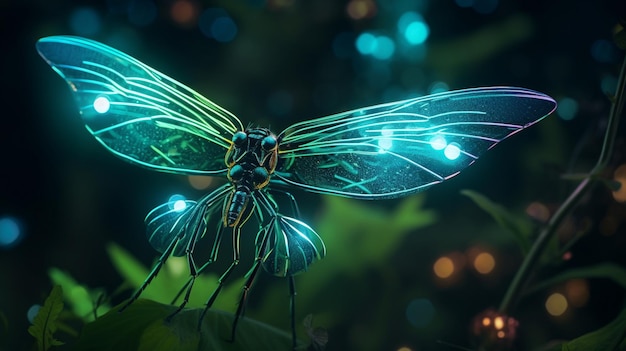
[288,275,297,351]
[118,232,180,312]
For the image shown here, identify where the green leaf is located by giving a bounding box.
[71,299,299,351]
[527,263,626,295]
[28,285,65,351]
[560,307,626,351]
[106,243,245,310]
[48,268,110,322]
[461,189,532,254]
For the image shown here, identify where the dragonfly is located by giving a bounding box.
[36,35,557,349]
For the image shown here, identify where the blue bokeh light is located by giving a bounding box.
[199,8,237,43]
[69,7,102,36]
[406,298,435,328]
[556,97,578,120]
[591,39,617,63]
[371,36,395,60]
[0,217,21,248]
[27,304,41,324]
[398,12,429,45]
[356,32,377,55]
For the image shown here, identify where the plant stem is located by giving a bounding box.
[498,53,626,315]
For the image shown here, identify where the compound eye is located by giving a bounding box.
[252,167,269,187]
[232,131,247,146]
[261,136,277,151]
[229,164,245,181]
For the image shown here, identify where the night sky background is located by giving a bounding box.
[1,0,626,350]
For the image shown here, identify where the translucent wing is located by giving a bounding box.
[258,215,326,277]
[36,36,243,174]
[145,185,231,256]
[276,87,557,199]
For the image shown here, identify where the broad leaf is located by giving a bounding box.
[28,285,65,351]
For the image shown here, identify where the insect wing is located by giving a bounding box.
[258,215,326,277]
[276,87,556,199]
[36,36,243,175]
[145,200,199,256]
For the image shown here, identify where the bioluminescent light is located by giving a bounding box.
[429,135,447,150]
[0,217,21,248]
[93,96,111,114]
[406,298,435,328]
[36,35,557,350]
[556,97,578,120]
[69,7,101,36]
[444,143,462,160]
[167,194,186,211]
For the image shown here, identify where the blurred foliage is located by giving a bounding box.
[461,190,534,255]
[558,307,626,351]
[49,268,110,322]
[527,263,626,295]
[28,285,65,351]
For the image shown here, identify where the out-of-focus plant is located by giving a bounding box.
[28,286,65,351]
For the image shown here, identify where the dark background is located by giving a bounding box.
[1,0,625,350]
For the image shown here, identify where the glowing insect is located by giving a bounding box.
[36,35,556,349]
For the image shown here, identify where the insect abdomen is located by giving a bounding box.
[225,190,249,227]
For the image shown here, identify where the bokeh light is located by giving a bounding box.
[170,0,199,26]
[27,305,41,323]
[397,347,412,351]
[565,279,590,307]
[472,309,519,345]
[0,216,21,248]
[128,0,158,27]
[188,175,214,190]
[556,97,578,120]
[397,12,430,45]
[526,201,550,222]
[428,81,449,94]
[473,252,495,274]
[433,256,454,278]
[69,7,101,36]
[591,39,617,63]
[199,8,238,43]
[601,75,618,96]
[346,0,377,20]
[405,298,435,328]
[545,293,568,316]
[355,33,396,60]
[612,164,626,202]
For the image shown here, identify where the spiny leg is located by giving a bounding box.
[197,224,243,331]
[119,233,180,312]
[229,259,262,342]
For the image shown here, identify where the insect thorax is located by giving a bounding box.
[223,128,278,227]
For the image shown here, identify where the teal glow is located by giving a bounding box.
[371,36,395,60]
[601,75,618,95]
[398,12,429,45]
[168,194,186,211]
[406,298,435,328]
[69,7,101,36]
[378,129,394,152]
[428,81,449,94]
[93,96,111,113]
[444,143,461,160]
[591,39,616,63]
[556,97,578,120]
[429,135,447,150]
[0,217,20,247]
[27,305,41,323]
[356,32,377,55]
[173,200,187,212]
